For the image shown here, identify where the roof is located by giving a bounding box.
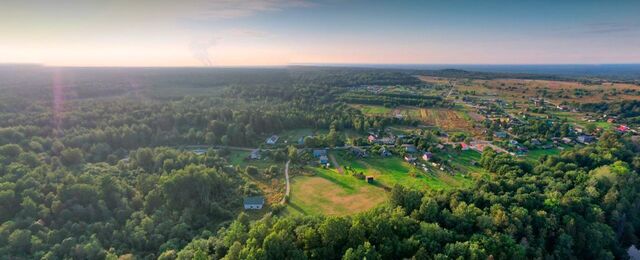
[244,196,265,205]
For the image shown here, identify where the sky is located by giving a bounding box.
[1,0,639,67]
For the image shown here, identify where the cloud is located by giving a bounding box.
[196,0,314,19]
[581,22,640,34]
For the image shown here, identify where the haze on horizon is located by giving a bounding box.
[1,0,639,67]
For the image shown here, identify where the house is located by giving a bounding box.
[577,135,596,144]
[266,135,279,145]
[562,137,572,144]
[380,148,392,157]
[402,144,417,153]
[617,125,630,133]
[367,135,377,143]
[509,140,519,145]
[494,131,508,138]
[192,149,207,155]
[243,196,265,210]
[313,149,327,158]
[366,176,375,183]
[460,143,469,150]
[298,137,306,145]
[380,137,395,145]
[319,155,329,164]
[404,155,417,163]
[531,139,542,146]
[422,152,434,161]
[351,147,368,157]
[250,149,261,160]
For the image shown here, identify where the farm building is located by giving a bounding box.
[266,135,279,145]
[313,149,327,157]
[250,149,261,160]
[243,196,265,210]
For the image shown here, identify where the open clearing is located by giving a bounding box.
[286,167,386,216]
[332,151,472,191]
[418,108,483,136]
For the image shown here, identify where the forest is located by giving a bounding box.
[0,66,639,259]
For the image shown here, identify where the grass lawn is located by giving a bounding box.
[285,167,387,216]
[331,151,470,191]
[278,128,315,144]
[441,150,488,177]
[525,148,561,163]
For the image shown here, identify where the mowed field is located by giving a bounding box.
[286,167,387,216]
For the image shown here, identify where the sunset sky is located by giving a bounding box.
[1,0,639,67]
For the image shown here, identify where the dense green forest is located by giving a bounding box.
[177,132,640,259]
[1,67,639,259]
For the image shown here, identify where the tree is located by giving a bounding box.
[60,148,84,166]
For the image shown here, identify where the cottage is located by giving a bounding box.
[422,152,434,161]
[351,147,368,157]
[577,135,595,144]
[402,144,417,153]
[243,196,265,210]
[313,149,327,158]
[266,135,279,145]
[494,131,508,138]
[250,149,261,160]
[319,155,329,164]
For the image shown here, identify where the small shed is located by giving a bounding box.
[366,176,374,183]
[243,196,265,210]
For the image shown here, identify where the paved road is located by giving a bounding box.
[281,160,291,204]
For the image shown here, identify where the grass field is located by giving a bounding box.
[285,167,387,216]
[525,148,561,163]
[418,108,482,137]
[331,151,471,191]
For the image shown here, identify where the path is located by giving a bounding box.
[281,160,291,204]
[328,153,344,174]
